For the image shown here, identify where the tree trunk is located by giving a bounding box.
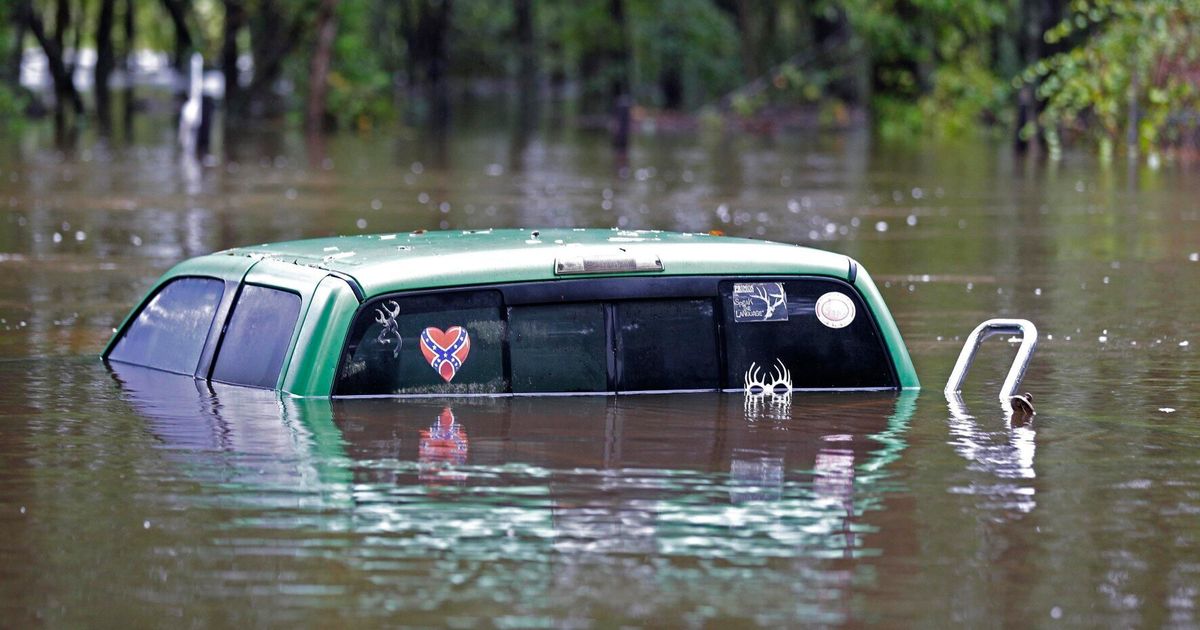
[221,0,243,112]
[121,0,134,71]
[811,4,860,104]
[20,0,83,120]
[1014,0,1053,153]
[69,0,82,69]
[608,0,631,150]
[305,0,338,132]
[159,0,192,72]
[6,13,26,89]
[244,0,307,117]
[423,0,452,127]
[53,0,68,58]
[659,63,682,110]
[733,0,759,79]
[513,0,536,129]
[94,0,116,127]
[1126,69,1139,158]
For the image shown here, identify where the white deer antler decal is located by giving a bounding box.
[749,284,787,320]
[374,300,403,357]
[744,358,793,418]
[744,359,792,395]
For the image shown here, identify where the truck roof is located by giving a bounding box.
[217,228,856,298]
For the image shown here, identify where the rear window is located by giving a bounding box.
[334,278,896,396]
[211,285,302,389]
[615,299,719,391]
[509,303,607,393]
[107,277,224,375]
[337,291,507,395]
[720,279,895,389]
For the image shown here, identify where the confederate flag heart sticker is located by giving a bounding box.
[419,326,471,382]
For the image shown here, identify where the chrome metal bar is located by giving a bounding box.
[944,318,1038,401]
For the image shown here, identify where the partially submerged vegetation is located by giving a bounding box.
[1,0,1198,159]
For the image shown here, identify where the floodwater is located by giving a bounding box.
[1,110,1198,626]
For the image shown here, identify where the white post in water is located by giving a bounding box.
[178,53,204,154]
[945,319,1038,401]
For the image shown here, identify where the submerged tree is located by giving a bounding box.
[399,0,453,126]
[306,0,339,132]
[17,0,83,127]
[1028,0,1200,158]
[94,0,117,127]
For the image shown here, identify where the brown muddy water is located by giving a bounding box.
[0,114,1198,627]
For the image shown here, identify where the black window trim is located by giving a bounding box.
[103,274,237,378]
[333,275,899,398]
[206,282,304,389]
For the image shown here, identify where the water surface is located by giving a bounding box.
[1,115,1198,626]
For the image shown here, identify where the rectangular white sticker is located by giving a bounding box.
[731,282,789,323]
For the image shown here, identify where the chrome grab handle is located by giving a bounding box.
[944,319,1038,401]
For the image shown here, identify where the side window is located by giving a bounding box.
[336,291,506,396]
[615,299,720,392]
[720,280,896,389]
[211,285,302,389]
[509,303,607,393]
[108,277,224,375]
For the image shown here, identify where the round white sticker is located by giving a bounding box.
[815,292,856,329]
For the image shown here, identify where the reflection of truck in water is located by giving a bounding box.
[112,358,915,562]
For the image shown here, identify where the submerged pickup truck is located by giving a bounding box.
[103,228,920,397]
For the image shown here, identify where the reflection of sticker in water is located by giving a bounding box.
[815,291,856,329]
[419,407,469,482]
[420,326,471,382]
[420,407,469,460]
[732,282,789,322]
[744,359,792,419]
[374,300,403,357]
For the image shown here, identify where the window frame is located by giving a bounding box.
[103,274,237,377]
[207,282,305,390]
[332,276,899,397]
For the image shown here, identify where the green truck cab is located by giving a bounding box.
[102,228,919,397]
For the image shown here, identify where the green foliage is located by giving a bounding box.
[0,85,28,123]
[627,0,740,108]
[1029,0,1200,154]
[7,0,1196,155]
[326,0,395,129]
[0,1,28,123]
[919,48,1012,137]
[840,0,1014,136]
[449,2,515,79]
